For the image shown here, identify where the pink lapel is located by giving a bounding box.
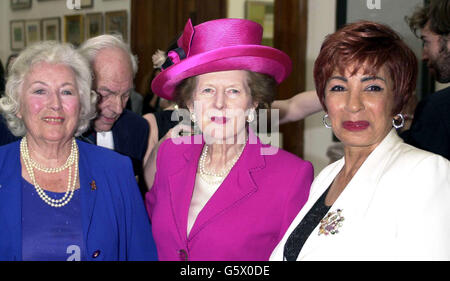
[188,130,266,241]
[167,130,267,243]
[167,137,203,245]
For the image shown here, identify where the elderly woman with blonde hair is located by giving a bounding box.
[0,41,157,261]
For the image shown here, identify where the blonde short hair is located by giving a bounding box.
[0,41,97,137]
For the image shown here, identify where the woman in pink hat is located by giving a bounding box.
[144,18,313,261]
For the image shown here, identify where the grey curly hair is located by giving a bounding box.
[0,41,97,137]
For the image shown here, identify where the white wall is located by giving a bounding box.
[227,0,246,18]
[0,0,130,65]
[228,0,274,19]
[303,0,335,175]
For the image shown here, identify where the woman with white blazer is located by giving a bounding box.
[271,21,450,261]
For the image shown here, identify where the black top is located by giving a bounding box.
[400,86,450,160]
[283,186,331,261]
[142,93,161,114]
[154,110,179,140]
[79,109,150,197]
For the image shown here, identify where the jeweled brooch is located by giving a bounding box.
[318,209,344,236]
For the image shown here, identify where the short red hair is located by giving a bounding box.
[313,21,418,114]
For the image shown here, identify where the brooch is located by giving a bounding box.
[90,180,97,191]
[318,209,344,236]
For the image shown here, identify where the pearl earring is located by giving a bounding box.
[247,108,255,123]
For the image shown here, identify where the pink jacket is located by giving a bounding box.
[145,132,313,261]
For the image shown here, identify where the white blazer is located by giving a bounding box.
[271,129,450,261]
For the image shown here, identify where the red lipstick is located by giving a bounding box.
[211,116,228,124]
[342,121,369,131]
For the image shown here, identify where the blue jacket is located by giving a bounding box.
[0,140,158,261]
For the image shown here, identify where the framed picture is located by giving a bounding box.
[10,20,26,51]
[245,1,274,46]
[80,0,94,8]
[105,10,128,42]
[64,15,84,46]
[86,13,103,39]
[42,17,61,41]
[11,0,32,10]
[25,20,41,46]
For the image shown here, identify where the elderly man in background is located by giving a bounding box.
[1,37,149,161]
[0,36,149,191]
[78,35,149,189]
[401,0,450,160]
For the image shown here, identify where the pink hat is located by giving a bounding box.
[151,18,292,100]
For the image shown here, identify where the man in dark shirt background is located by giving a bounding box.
[401,0,450,160]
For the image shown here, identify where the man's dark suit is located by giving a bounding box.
[79,110,149,190]
[401,86,450,160]
[111,109,149,163]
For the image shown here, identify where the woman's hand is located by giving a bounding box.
[143,122,192,190]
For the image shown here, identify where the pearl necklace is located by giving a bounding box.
[20,137,79,208]
[198,142,246,184]
[26,139,77,173]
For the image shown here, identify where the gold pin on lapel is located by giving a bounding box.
[90,180,97,191]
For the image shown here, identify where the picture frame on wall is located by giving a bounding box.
[80,0,94,9]
[86,13,103,39]
[245,1,274,47]
[25,20,41,46]
[64,14,84,47]
[105,10,128,42]
[42,17,61,41]
[11,0,32,10]
[10,20,26,51]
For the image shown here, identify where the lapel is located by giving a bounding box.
[112,125,123,153]
[78,141,98,244]
[298,129,402,259]
[112,110,131,155]
[168,130,265,243]
[326,130,401,215]
[188,133,264,241]
[0,141,23,260]
[167,137,203,245]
